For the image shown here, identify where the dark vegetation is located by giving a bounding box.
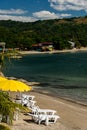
[0,16,87,50]
[0,124,11,130]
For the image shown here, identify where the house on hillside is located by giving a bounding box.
[0,42,6,53]
[31,42,54,51]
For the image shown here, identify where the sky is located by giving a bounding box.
[0,0,87,22]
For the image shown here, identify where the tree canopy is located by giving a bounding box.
[0,16,87,50]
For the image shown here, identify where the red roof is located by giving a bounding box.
[32,42,53,47]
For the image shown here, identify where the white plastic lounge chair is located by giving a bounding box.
[28,108,60,125]
[21,98,36,107]
[37,109,57,115]
[27,100,36,108]
[38,114,60,125]
[28,105,40,114]
[22,94,35,100]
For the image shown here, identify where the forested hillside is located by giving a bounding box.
[0,16,87,50]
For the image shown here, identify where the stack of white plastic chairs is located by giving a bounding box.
[16,94,39,111]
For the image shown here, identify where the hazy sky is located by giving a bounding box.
[0,0,87,22]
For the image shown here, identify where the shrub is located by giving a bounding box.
[0,124,11,130]
[0,91,29,124]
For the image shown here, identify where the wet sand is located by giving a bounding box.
[11,91,87,130]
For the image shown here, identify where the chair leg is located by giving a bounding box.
[45,117,49,125]
[38,119,41,125]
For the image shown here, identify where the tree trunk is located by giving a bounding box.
[0,71,5,77]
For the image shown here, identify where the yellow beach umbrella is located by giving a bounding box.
[0,79,32,92]
[0,76,8,81]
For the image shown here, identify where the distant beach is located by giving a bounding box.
[19,47,87,55]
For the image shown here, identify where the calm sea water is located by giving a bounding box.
[3,51,87,104]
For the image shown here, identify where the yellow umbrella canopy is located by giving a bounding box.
[0,79,32,92]
[0,76,8,81]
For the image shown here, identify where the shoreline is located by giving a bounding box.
[8,77,87,107]
[19,78,87,106]
[33,89,87,107]
[19,47,87,55]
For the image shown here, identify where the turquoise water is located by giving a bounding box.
[3,51,87,104]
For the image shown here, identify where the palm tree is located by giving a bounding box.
[0,124,11,130]
[0,50,26,125]
[0,91,28,125]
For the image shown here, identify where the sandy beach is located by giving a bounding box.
[19,47,87,55]
[10,91,87,130]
